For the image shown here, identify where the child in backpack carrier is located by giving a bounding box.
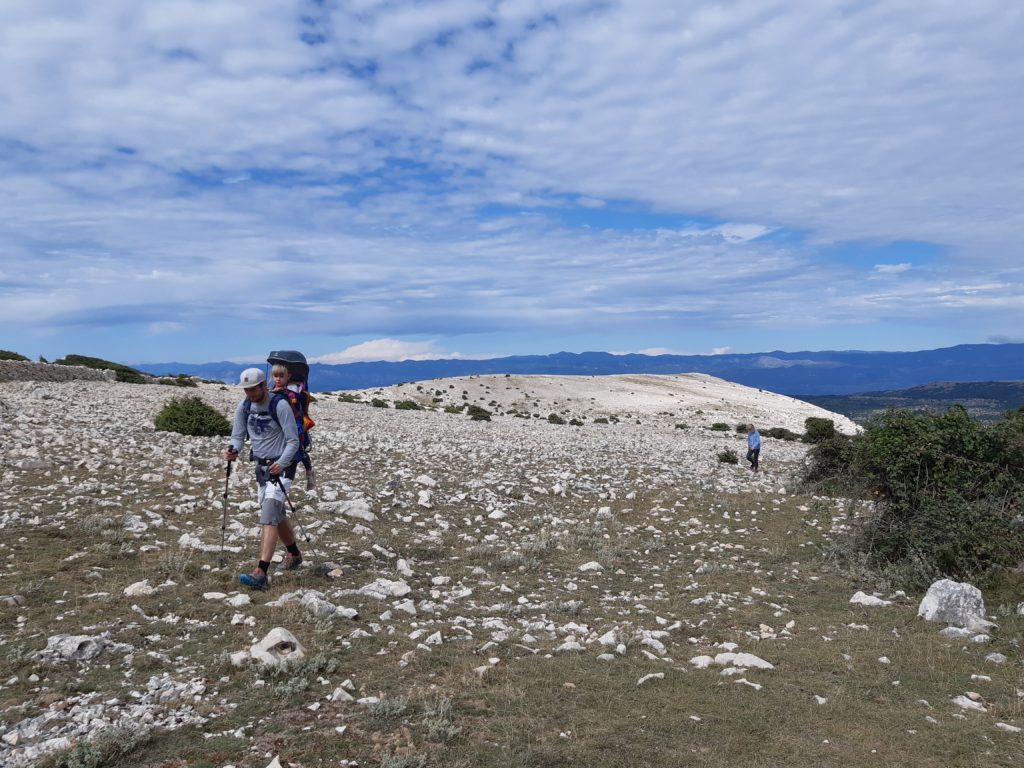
[270,363,317,490]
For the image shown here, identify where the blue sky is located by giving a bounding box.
[2,1,1022,365]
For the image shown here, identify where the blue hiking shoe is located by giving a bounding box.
[240,569,269,590]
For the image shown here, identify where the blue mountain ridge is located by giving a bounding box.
[136,343,1024,396]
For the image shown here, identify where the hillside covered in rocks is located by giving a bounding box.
[0,372,1019,768]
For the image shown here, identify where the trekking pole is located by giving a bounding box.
[219,459,233,568]
[269,474,317,564]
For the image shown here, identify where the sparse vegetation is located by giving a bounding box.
[394,399,424,411]
[153,395,231,436]
[802,416,836,443]
[0,349,29,361]
[371,398,389,408]
[466,404,492,421]
[717,448,739,464]
[157,374,198,388]
[54,354,150,384]
[709,422,730,432]
[547,413,566,425]
[765,426,801,441]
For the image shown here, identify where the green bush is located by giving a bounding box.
[0,349,29,361]
[717,448,739,464]
[593,417,609,424]
[803,416,836,443]
[394,399,423,410]
[444,404,465,414]
[338,393,361,403]
[154,396,232,437]
[569,418,584,426]
[466,405,491,421]
[157,374,198,388]
[803,406,1024,588]
[735,423,749,433]
[765,426,800,441]
[547,413,566,425]
[371,398,389,408]
[54,354,149,384]
[709,422,730,432]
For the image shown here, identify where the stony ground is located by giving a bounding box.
[0,375,1020,768]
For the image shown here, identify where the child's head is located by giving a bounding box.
[270,363,291,390]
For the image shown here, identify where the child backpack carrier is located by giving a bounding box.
[245,350,317,487]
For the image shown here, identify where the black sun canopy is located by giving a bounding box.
[267,350,309,385]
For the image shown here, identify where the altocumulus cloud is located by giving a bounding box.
[0,0,1021,360]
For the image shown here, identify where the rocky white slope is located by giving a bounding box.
[1,374,1015,766]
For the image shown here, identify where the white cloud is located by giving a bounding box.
[0,1,1021,360]
[311,339,458,364]
[874,263,912,274]
[711,347,731,355]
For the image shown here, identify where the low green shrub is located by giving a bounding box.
[54,354,150,384]
[547,413,566,425]
[466,405,492,421]
[338,392,361,403]
[394,399,423,410]
[709,422,730,432]
[735,423,749,433]
[803,416,836,443]
[765,426,800,441]
[717,448,739,464]
[41,724,154,768]
[157,374,198,388]
[371,398,389,408]
[0,349,29,361]
[593,417,609,424]
[569,418,583,426]
[444,404,464,414]
[674,423,687,430]
[154,396,231,437]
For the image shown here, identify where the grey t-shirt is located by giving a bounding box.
[229,395,300,467]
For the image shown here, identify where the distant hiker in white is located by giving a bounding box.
[223,367,303,589]
[746,423,761,473]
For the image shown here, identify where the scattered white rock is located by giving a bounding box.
[637,672,665,687]
[850,591,892,607]
[952,694,986,712]
[123,580,156,597]
[249,627,305,667]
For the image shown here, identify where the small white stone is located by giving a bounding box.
[124,580,156,597]
[637,672,665,687]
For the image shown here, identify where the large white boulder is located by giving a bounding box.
[917,579,993,631]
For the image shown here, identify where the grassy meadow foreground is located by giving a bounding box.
[0,375,1021,767]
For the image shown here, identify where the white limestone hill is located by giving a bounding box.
[341,372,858,434]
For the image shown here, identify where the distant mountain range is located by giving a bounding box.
[137,342,1024,396]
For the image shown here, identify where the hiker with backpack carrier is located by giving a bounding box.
[223,367,305,590]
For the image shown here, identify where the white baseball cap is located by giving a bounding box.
[239,367,266,387]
